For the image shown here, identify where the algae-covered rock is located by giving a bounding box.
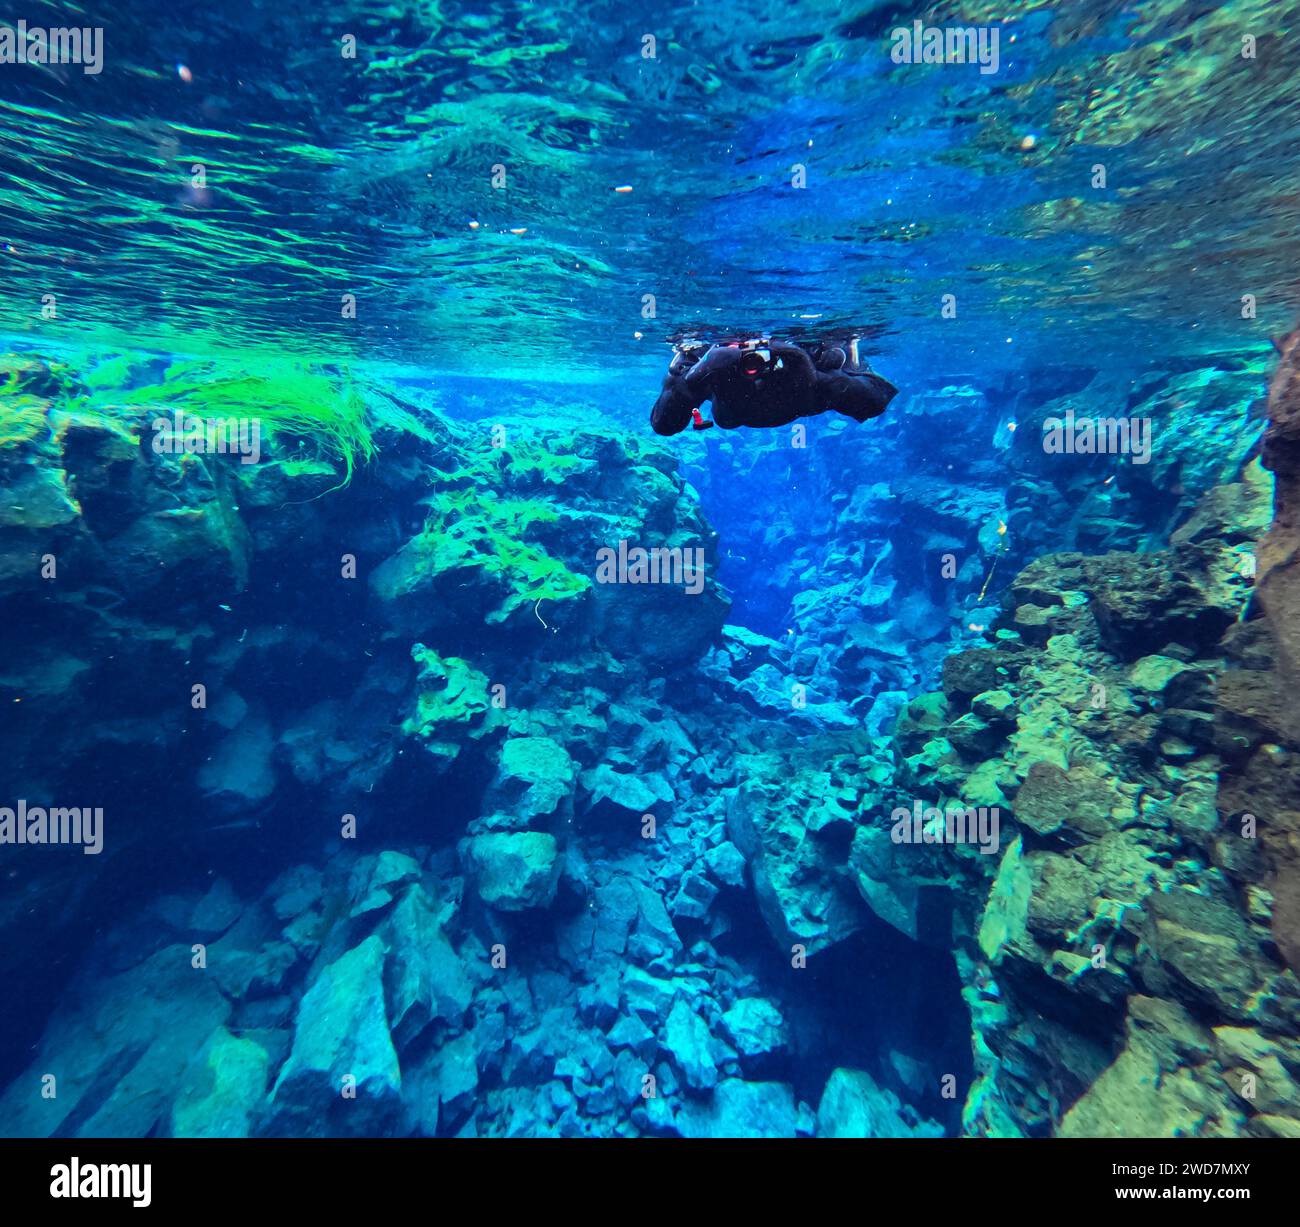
[942,648,1015,703]
[1087,551,1237,659]
[977,837,1034,962]
[1060,997,1244,1138]
[971,688,1016,723]
[481,735,575,830]
[1013,761,1117,840]
[1129,654,1190,694]
[1134,885,1270,1021]
[171,1027,271,1138]
[401,645,501,764]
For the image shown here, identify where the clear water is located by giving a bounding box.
[1,0,1298,1142]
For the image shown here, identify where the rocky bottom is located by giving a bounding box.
[2,346,1299,1137]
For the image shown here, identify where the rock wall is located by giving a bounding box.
[884,455,1300,1137]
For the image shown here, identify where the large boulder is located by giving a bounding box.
[171,1027,271,1138]
[725,751,866,955]
[269,935,402,1135]
[480,735,576,830]
[382,885,474,1044]
[816,1068,943,1138]
[462,832,562,911]
[661,998,719,1093]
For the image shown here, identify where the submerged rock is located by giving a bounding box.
[816,1068,943,1138]
[462,832,562,911]
[662,998,719,1093]
[172,1028,271,1138]
[0,945,231,1138]
[720,998,787,1070]
[481,736,576,830]
[269,936,401,1135]
[675,1079,799,1138]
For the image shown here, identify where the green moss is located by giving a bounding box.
[0,395,47,449]
[88,356,383,487]
[0,353,81,448]
[408,487,590,623]
[504,446,595,485]
[276,457,340,479]
[402,645,501,760]
[82,353,142,393]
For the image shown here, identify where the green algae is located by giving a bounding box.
[402,645,502,761]
[0,396,47,450]
[0,354,79,449]
[410,487,591,623]
[504,446,596,485]
[92,357,376,484]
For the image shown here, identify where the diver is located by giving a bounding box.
[650,336,898,435]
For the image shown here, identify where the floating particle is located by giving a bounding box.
[1020,134,1036,150]
[613,185,633,193]
[177,64,193,83]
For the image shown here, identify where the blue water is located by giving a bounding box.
[0,0,1297,1141]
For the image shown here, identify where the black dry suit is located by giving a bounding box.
[650,341,898,435]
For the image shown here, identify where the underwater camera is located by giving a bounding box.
[737,340,772,378]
